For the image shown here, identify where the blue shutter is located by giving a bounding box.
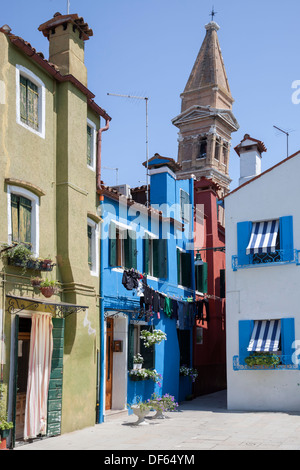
[239,320,254,364]
[237,221,252,266]
[281,318,295,365]
[280,216,294,262]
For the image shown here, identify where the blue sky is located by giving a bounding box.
[2,0,300,190]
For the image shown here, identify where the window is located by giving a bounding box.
[215,138,221,161]
[143,232,167,279]
[177,248,192,288]
[238,318,295,367]
[87,218,99,275]
[180,189,190,223]
[128,324,155,370]
[11,194,32,245]
[109,222,137,270]
[197,139,207,159]
[7,185,39,257]
[235,216,294,269]
[87,119,96,170]
[16,65,45,138]
[195,262,208,293]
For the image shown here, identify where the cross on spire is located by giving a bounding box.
[210,6,217,22]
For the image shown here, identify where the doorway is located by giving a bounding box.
[15,317,31,441]
[105,318,114,410]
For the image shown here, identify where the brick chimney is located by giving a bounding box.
[38,12,93,87]
[234,134,267,186]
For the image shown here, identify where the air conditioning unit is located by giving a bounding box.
[112,184,131,199]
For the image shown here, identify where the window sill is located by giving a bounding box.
[232,250,300,271]
[233,355,299,371]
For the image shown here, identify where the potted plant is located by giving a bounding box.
[127,397,150,425]
[0,386,13,450]
[140,329,167,348]
[1,242,32,270]
[129,368,162,387]
[133,353,144,369]
[40,279,59,298]
[179,365,198,382]
[148,393,179,419]
[31,276,42,287]
[40,256,53,271]
[245,352,281,368]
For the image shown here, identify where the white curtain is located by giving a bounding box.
[24,313,53,440]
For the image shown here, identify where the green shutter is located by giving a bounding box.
[153,239,167,279]
[47,318,65,437]
[19,196,32,244]
[124,230,137,270]
[87,125,92,166]
[143,234,149,275]
[128,324,135,370]
[196,262,208,293]
[109,222,117,266]
[20,76,27,123]
[27,80,39,130]
[177,248,181,284]
[11,194,19,242]
[87,225,92,266]
[140,326,155,369]
[181,252,192,288]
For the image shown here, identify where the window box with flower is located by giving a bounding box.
[179,365,198,382]
[140,329,167,348]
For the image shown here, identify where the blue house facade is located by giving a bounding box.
[98,157,196,421]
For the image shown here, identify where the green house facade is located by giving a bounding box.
[0,13,111,446]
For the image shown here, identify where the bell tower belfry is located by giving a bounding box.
[172,20,239,195]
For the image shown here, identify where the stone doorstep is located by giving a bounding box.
[104,409,129,422]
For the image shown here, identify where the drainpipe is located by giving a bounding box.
[98,194,105,424]
[96,119,110,423]
[96,119,110,191]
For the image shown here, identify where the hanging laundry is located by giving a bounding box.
[164,296,172,318]
[203,298,210,322]
[122,269,140,290]
[171,298,178,320]
[152,291,160,314]
[177,300,185,330]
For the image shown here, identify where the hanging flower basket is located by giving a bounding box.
[140,329,167,348]
[179,365,198,382]
[39,279,59,298]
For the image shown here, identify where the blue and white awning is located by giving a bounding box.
[247,320,281,352]
[246,220,279,255]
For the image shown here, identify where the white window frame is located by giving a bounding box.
[87,119,97,171]
[16,64,46,139]
[87,217,99,276]
[7,185,40,257]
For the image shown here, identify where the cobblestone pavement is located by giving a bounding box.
[14,390,300,451]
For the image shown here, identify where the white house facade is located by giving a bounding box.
[225,148,300,412]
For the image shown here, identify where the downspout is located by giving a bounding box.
[96,119,110,424]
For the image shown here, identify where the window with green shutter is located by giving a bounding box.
[11,194,32,244]
[20,75,39,130]
[109,223,137,269]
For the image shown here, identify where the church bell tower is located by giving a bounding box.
[172,19,239,195]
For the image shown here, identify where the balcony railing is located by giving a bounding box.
[233,355,300,371]
[232,249,300,271]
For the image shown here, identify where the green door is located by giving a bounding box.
[47,317,65,437]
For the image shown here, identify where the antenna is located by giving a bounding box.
[102,167,119,186]
[107,93,150,207]
[273,125,289,158]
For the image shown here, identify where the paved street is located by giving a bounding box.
[14,390,300,451]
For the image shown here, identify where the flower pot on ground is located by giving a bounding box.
[128,399,150,425]
[148,393,179,419]
[0,386,13,451]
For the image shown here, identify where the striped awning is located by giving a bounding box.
[246,220,279,255]
[247,320,281,352]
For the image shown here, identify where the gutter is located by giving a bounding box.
[98,195,105,424]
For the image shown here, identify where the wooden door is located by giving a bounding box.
[105,318,114,410]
